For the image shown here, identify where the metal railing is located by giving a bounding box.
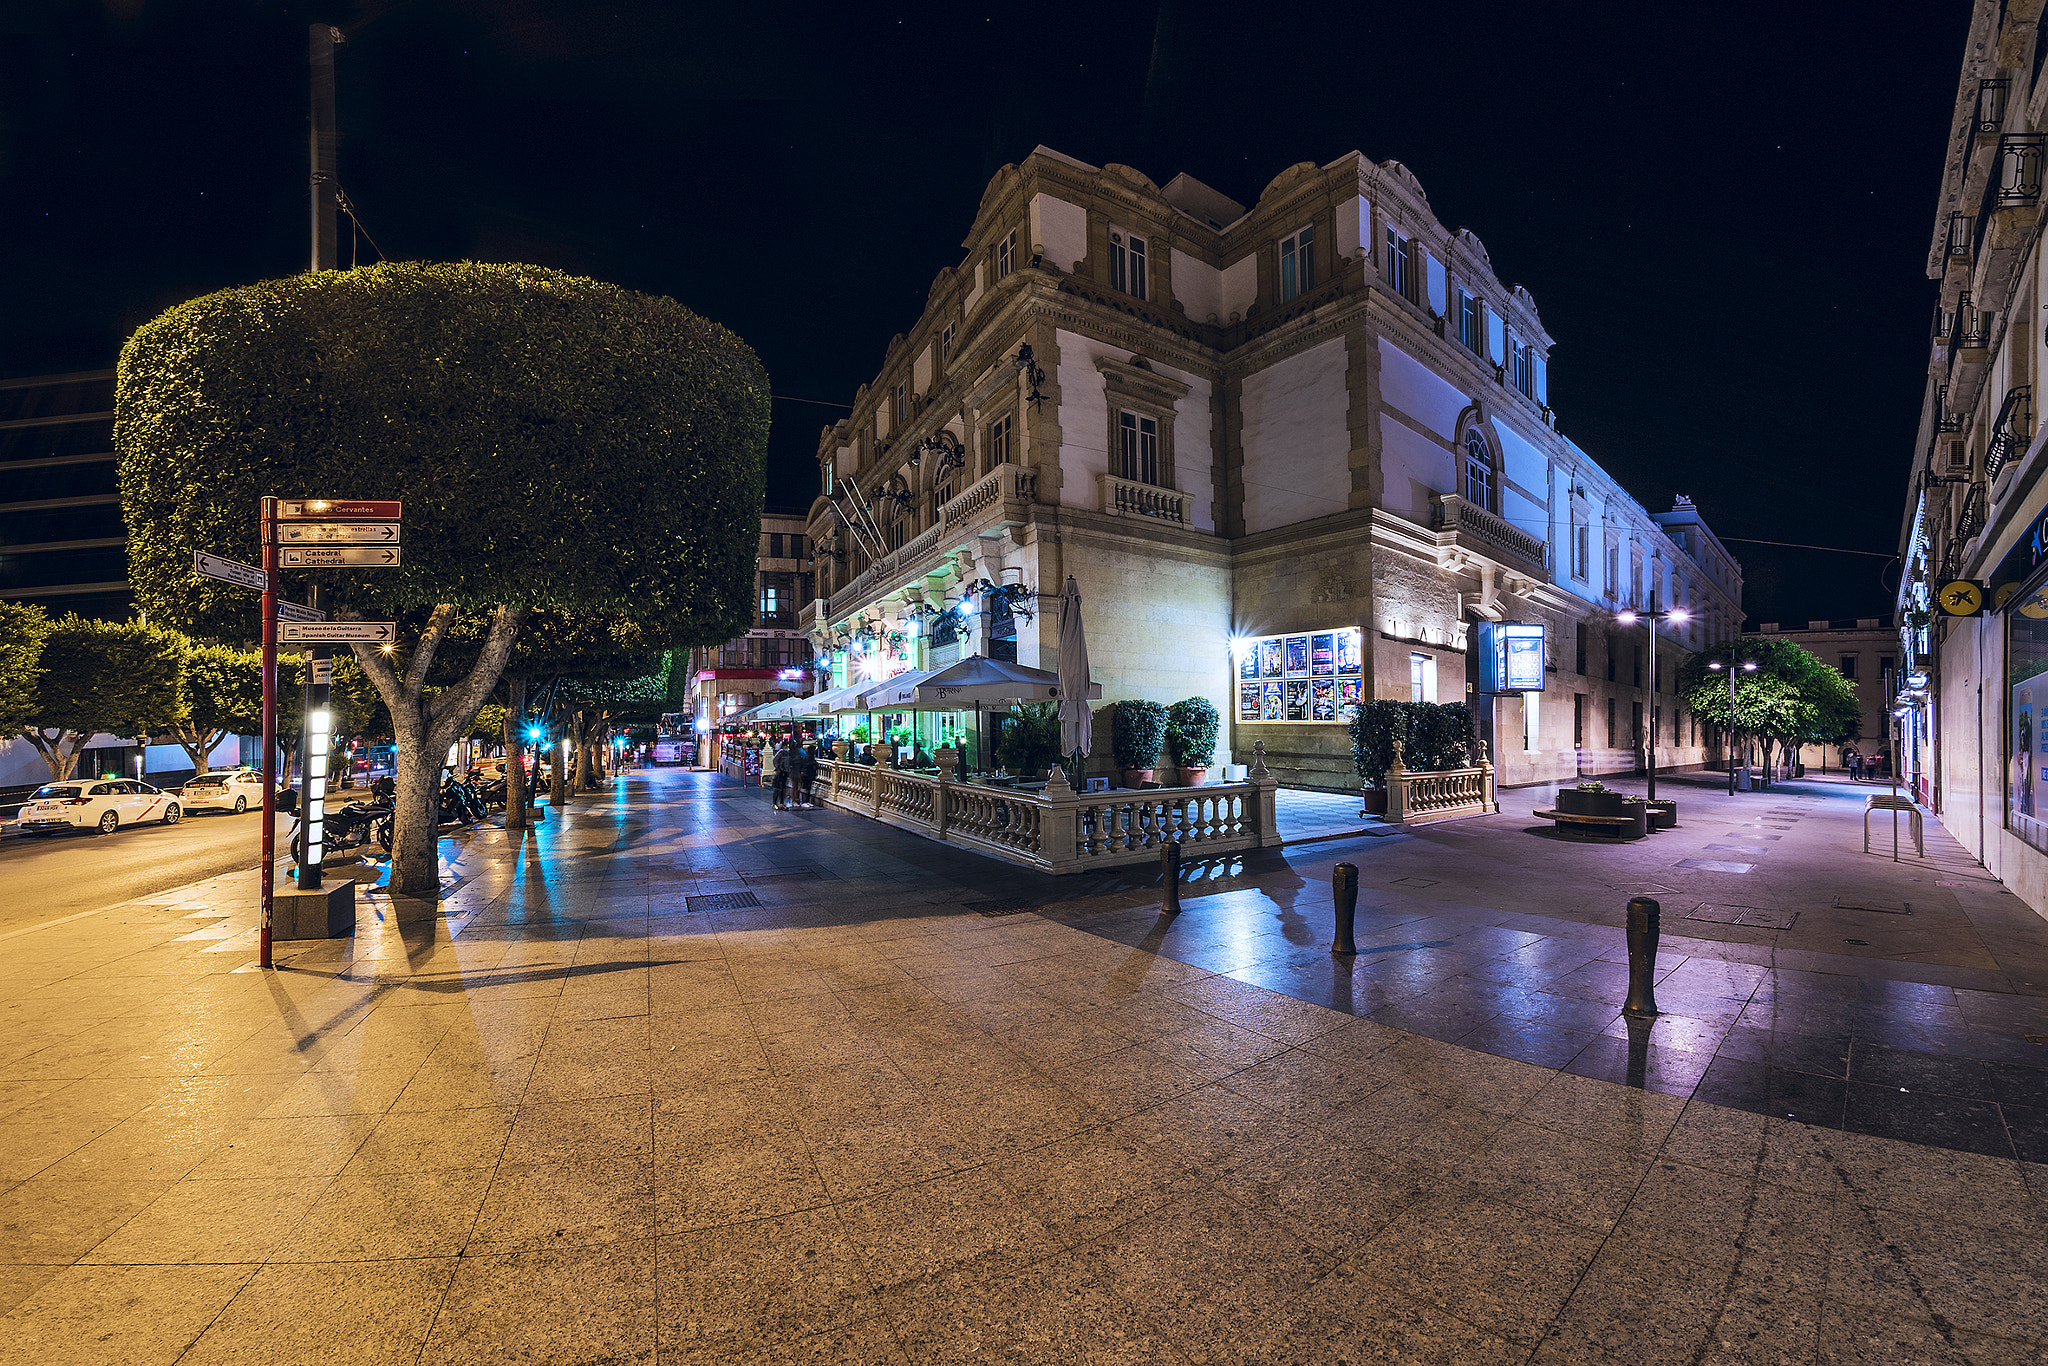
[1986,385,2032,479]
[1998,133,2046,208]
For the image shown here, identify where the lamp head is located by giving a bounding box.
[1616,610,1638,625]
[1708,660,1724,671]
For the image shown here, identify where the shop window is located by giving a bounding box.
[1463,431,1494,511]
[1409,652,1436,703]
[1118,410,1161,486]
[1280,224,1315,301]
[1109,229,1148,301]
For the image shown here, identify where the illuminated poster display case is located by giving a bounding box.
[1237,627,1364,723]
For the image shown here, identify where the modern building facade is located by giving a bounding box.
[685,509,816,766]
[1895,2,2048,907]
[800,147,1743,791]
[0,368,130,622]
[1746,618,1899,772]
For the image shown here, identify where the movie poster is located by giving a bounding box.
[1338,678,1364,711]
[1285,679,1309,720]
[1260,639,1284,678]
[1335,627,1362,674]
[1285,636,1309,675]
[1311,633,1335,676]
[1239,681,1262,722]
[1311,679,1337,721]
[1261,681,1285,720]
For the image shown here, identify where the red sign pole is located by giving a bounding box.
[259,496,278,969]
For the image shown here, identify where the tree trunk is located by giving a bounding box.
[353,603,527,897]
[171,724,227,776]
[22,728,86,781]
[573,708,591,792]
[505,673,528,829]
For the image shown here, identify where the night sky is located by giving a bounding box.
[2,0,1972,628]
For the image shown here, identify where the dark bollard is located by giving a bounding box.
[1623,896,1661,1017]
[1331,862,1359,955]
[1161,840,1182,915]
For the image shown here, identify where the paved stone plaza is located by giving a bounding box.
[0,767,2043,1363]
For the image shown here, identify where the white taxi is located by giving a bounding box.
[17,779,181,835]
[180,769,296,815]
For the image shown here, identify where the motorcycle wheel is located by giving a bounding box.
[375,818,393,851]
[288,832,303,863]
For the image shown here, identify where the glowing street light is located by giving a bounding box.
[1615,603,1687,804]
[1706,656,1760,795]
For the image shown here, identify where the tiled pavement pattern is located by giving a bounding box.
[0,768,2037,1363]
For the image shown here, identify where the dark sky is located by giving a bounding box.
[2,0,1972,627]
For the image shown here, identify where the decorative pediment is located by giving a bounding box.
[1096,354,1191,407]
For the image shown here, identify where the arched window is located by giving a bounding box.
[1463,430,1494,511]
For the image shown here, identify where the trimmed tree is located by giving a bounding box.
[118,261,767,893]
[1681,637,1856,787]
[168,642,263,776]
[15,616,187,781]
[0,602,51,744]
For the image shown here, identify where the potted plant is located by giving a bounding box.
[1350,699,1409,815]
[1109,699,1169,787]
[1165,697,1220,786]
[996,701,1062,779]
[1556,780,1627,817]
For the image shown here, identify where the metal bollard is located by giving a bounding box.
[1331,862,1359,955]
[1623,896,1661,1017]
[1161,840,1182,915]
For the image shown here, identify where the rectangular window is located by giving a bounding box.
[1574,693,1585,747]
[1118,410,1160,486]
[1279,225,1315,301]
[1632,701,1643,747]
[1633,645,1642,689]
[1879,655,1895,675]
[892,382,908,427]
[1458,290,1482,352]
[1606,697,1617,748]
[987,412,1012,468]
[1409,652,1436,703]
[1606,634,1616,682]
[939,322,955,373]
[767,533,783,559]
[1385,226,1417,303]
[1574,627,1587,676]
[1607,544,1620,597]
[1109,229,1148,301]
[1840,655,1858,679]
[1512,340,1533,396]
[1571,516,1590,581]
[997,230,1016,280]
[790,533,804,561]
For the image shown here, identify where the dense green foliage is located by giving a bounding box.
[1165,696,1221,768]
[17,616,187,780]
[1109,699,1170,771]
[996,701,1063,776]
[0,601,50,738]
[1680,638,1862,775]
[167,642,262,773]
[1350,700,1480,788]
[116,260,768,646]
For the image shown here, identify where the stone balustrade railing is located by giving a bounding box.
[1435,492,1547,572]
[1378,746,1497,825]
[1098,472,1191,526]
[821,748,1278,873]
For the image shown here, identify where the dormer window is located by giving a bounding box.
[1279,224,1315,301]
[1458,290,1483,353]
[1511,339,1534,397]
[1109,229,1148,301]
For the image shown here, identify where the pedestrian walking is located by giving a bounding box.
[763,740,783,806]
[795,742,819,808]
[1846,745,1862,781]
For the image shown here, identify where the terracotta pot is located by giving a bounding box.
[1121,768,1156,788]
[1177,767,1208,787]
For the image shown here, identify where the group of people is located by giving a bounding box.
[740,737,823,809]
[1843,745,1889,781]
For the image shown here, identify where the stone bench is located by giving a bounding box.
[1532,808,1647,840]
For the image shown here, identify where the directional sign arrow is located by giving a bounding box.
[193,551,267,592]
[275,499,403,521]
[280,546,401,568]
[275,601,329,624]
[280,621,396,644]
[278,522,401,545]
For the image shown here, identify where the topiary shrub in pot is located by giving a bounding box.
[995,701,1062,778]
[1350,699,1411,814]
[1165,697,1220,786]
[1109,699,1169,787]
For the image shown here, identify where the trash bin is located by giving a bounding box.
[1736,767,1753,792]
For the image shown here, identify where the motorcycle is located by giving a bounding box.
[440,772,486,825]
[467,767,508,812]
[288,795,393,864]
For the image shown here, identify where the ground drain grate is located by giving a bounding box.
[685,891,762,913]
[964,897,1043,918]
[1833,896,1912,915]
[1684,903,1798,930]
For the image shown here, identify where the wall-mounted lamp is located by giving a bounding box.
[1014,343,1047,409]
[909,430,967,474]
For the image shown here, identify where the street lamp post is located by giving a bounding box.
[1707,655,1760,795]
[1616,600,1689,804]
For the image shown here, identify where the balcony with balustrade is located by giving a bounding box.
[1431,492,1548,581]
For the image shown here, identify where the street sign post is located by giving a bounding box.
[193,551,268,592]
[276,499,403,520]
[278,522,401,544]
[275,601,327,624]
[281,546,401,568]
[280,621,396,644]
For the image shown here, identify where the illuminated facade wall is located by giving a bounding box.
[803,148,1742,791]
[685,510,815,763]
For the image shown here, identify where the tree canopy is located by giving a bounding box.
[0,601,50,739]
[16,616,186,781]
[1681,637,1863,772]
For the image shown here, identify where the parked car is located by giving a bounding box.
[179,769,297,815]
[16,779,182,835]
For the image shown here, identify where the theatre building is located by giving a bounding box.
[799,146,1743,792]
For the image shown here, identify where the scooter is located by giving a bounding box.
[287,795,394,864]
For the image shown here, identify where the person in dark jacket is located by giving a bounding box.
[794,743,820,808]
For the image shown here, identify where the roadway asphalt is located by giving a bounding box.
[0,806,292,938]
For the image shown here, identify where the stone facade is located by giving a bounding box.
[801,147,1744,792]
[685,510,815,766]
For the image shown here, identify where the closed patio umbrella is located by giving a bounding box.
[1056,575,1093,769]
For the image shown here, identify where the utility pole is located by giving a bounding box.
[296,23,343,892]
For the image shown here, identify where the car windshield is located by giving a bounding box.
[30,785,81,799]
[187,774,229,787]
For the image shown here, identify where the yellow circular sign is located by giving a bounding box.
[2022,591,2048,620]
[1939,580,1984,615]
[1996,581,2024,609]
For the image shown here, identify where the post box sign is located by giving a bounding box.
[1474,621,1547,693]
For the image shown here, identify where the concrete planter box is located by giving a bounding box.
[1556,788,1626,817]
